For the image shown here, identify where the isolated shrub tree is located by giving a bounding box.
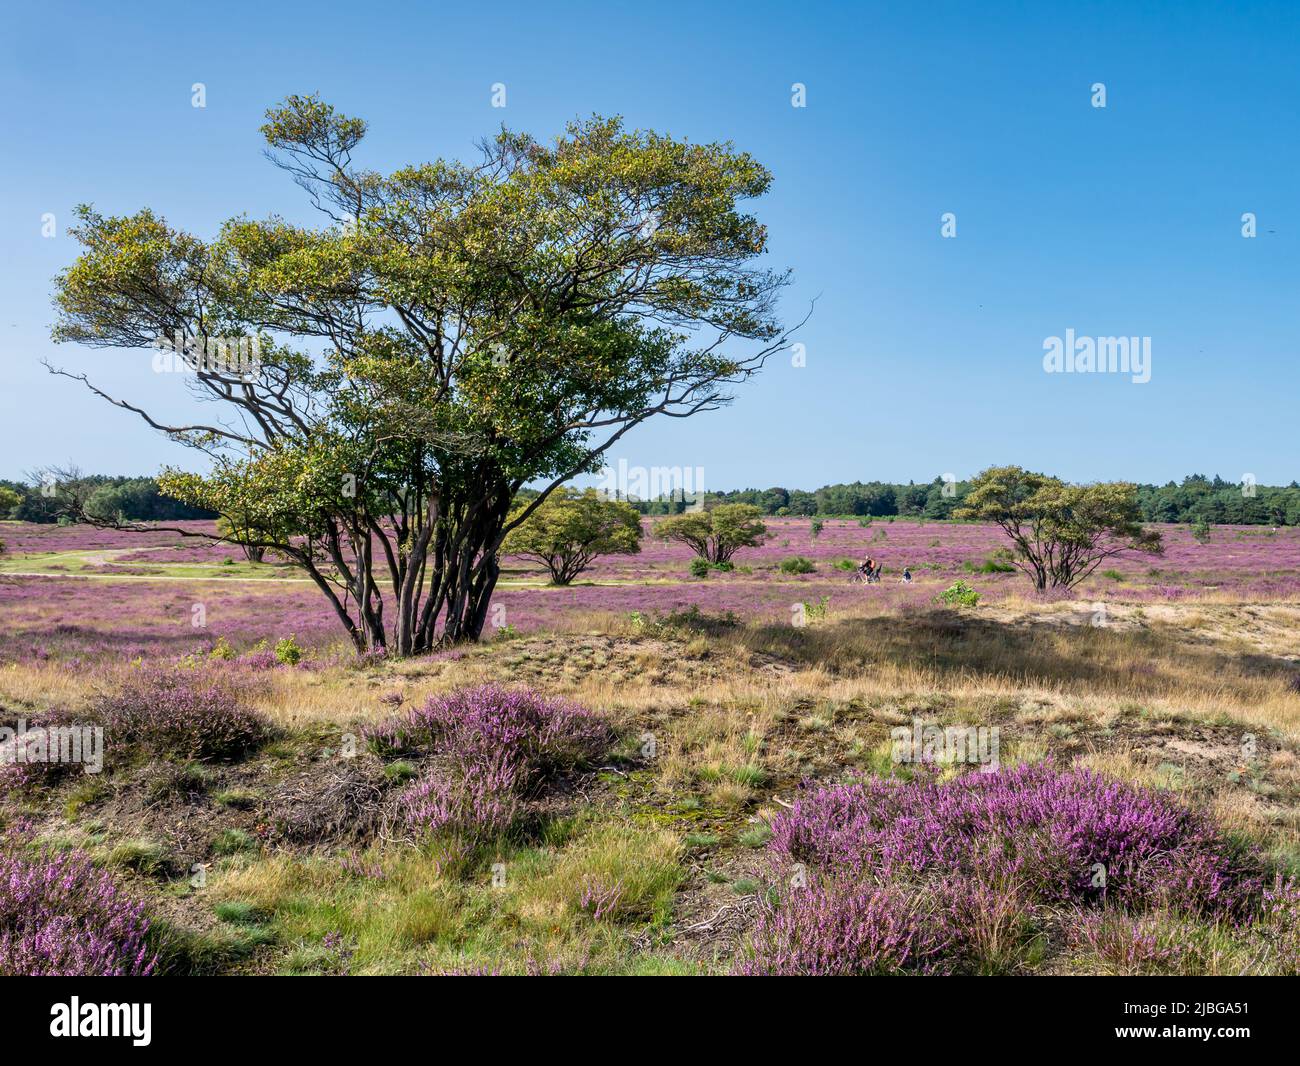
[501,489,642,585]
[48,95,795,654]
[956,466,1162,590]
[654,503,767,564]
[214,512,288,564]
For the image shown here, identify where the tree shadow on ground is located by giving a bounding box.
[736,606,1300,702]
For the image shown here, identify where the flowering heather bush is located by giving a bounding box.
[92,664,273,760]
[1256,875,1300,975]
[769,763,1262,916]
[368,685,612,840]
[0,849,156,976]
[738,878,967,976]
[368,683,611,770]
[745,764,1285,975]
[0,707,87,794]
[401,751,525,840]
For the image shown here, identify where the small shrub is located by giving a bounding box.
[94,665,273,761]
[368,685,612,843]
[0,711,89,794]
[780,556,816,574]
[938,581,980,607]
[0,849,156,975]
[1071,908,1187,974]
[800,596,830,624]
[274,635,303,666]
[689,557,711,579]
[208,636,237,661]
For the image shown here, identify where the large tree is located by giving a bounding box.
[49,96,795,654]
[956,466,1162,590]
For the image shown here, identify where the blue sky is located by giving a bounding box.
[2,0,1297,489]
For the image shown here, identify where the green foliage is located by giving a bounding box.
[779,556,816,574]
[501,489,642,585]
[938,581,980,607]
[957,466,1162,590]
[274,635,303,666]
[689,557,711,579]
[208,636,237,661]
[654,504,767,564]
[50,98,789,655]
[801,596,830,623]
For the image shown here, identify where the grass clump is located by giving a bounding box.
[107,838,169,877]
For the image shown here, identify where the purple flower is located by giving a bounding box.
[0,849,156,976]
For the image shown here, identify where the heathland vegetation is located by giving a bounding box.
[4,96,1300,979]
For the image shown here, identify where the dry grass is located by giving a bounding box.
[7,594,1300,975]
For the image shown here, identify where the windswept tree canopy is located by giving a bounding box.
[956,466,1163,590]
[654,503,768,564]
[49,96,795,653]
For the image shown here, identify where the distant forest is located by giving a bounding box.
[4,473,1299,527]
[0,475,216,524]
[608,474,1300,525]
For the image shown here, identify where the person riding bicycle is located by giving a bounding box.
[857,557,874,582]
[901,566,913,584]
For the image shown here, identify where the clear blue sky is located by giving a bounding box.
[2,0,1297,489]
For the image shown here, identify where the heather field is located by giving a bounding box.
[5,517,1300,664]
[4,516,1300,976]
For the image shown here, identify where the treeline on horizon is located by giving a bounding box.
[4,472,1299,527]
[0,475,217,524]
[606,473,1300,526]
